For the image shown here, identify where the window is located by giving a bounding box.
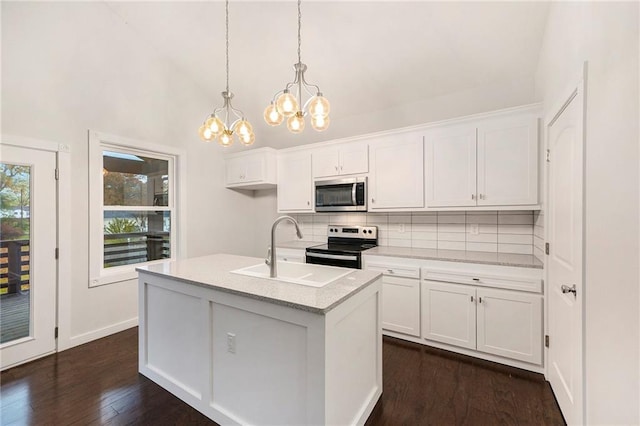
[89,132,185,287]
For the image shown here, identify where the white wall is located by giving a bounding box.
[535,2,639,424]
[1,2,273,349]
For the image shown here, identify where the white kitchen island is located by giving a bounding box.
[137,254,383,426]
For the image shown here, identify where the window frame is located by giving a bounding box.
[88,131,186,287]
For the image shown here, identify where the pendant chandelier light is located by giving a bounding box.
[198,0,255,147]
[264,0,330,133]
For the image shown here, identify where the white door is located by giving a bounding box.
[424,124,477,207]
[0,144,57,370]
[421,280,476,349]
[547,82,585,424]
[369,133,424,209]
[477,115,538,206]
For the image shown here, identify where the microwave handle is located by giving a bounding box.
[352,184,357,206]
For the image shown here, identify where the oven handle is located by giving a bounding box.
[306,252,359,261]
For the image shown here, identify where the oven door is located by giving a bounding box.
[305,251,361,269]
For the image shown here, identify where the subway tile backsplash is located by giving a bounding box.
[281,211,543,256]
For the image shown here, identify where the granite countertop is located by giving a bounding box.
[364,246,544,269]
[136,254,381,314]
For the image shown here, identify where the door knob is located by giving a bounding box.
[561,284,577,296]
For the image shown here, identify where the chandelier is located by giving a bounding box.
[198,0,255,147]
[264,0,330,133]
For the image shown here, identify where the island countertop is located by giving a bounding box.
[136,253,381,314]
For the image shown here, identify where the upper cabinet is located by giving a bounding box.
[425,112,538,207]
[369,132,424,210]
[225,148,277,190]
[312,142,368,178]
[277,151,313,212]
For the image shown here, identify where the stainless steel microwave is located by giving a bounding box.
[315,177,367,212]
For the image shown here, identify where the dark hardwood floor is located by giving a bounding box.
[0,327,565,425]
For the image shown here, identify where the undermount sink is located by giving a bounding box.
[231,261,353,287]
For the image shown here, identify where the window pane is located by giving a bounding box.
[103,211,170,268]
[103,151,169,207]
[0,163,31,344]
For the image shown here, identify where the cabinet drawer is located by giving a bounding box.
[422,268,541,293]
[367,263,420,279]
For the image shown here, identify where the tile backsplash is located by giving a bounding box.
[280,211,544,257]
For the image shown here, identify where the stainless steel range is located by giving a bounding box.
[305,225,378,269]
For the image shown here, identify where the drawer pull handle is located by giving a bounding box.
[387,269,394,274]
[472,278,480,282]
[478,297,483,303]
[470,296,474,302]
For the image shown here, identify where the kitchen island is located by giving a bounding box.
[137,254,383,426]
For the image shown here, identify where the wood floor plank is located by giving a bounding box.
[0,328,565,425]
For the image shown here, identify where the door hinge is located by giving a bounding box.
[545,335,549,348]
[546,149,550,163]
[55,168,59,180]
[55,327,59,339]
[545,242,550,255]
[55,248,59,259]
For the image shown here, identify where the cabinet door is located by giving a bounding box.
[424,125,477,207]
[242,155,266,183]
[476,288,542,364]
[225,157,247,185]
[380,275,420,337]
[422,280,476,349]
[312,148,339,178]
[477,115,538,205]
[369,133,424,210]
[278,152,313,212]
[339,143,368,176]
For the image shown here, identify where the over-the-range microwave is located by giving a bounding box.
[315,177,367,212]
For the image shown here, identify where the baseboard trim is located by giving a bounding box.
[59,317,138,351]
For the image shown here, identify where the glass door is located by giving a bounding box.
[0,144,57,370]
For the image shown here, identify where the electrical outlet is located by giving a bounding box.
[399,223,405,233]
[227,332,236,354]
[470,223,479,235]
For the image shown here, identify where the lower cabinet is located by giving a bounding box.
[366,263,421,337]
[422,280,542,365]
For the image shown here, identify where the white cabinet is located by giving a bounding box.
[366,262,420,337]
[425,112,538,207]
[422,274,542,365]
[312,142,368,178]
[225,148,277,190]
[369,132,424,210]
[422,280,476,349]
[277,151,313,212]
[476,287,542,364]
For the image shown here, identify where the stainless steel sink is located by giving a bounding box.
[231,262,353,287]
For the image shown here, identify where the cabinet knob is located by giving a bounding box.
[387,269,394,274]
[471,194,476,200]
[307,201,310,206]
[470,296,474,302]
[335,165,339,171]
[479,194,485,200]
[371,198,375,203]
[478,297,483,304]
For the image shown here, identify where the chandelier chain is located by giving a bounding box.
[225,0,229,93]
[297,0,301,64]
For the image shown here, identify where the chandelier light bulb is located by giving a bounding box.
[276,92,299,117]
[234,119,253,136]
[240,132,256,146]
[264,103,284,126]
[287,112,305,133]
[309,95,330,118]
[199,124,214,141]
[218,130,233,147]
[311,114,330,132]
[206,116,224,136]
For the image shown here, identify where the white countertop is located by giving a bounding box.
[364,246,543,269]
[137,254,381,314]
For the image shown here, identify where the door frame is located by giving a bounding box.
[0,135,71,362]
[542,62,587,424]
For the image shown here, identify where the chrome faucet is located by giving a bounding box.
[266,215,304,278]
